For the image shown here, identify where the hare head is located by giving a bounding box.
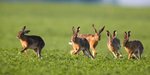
[17,26,30,39]
[71,26,80,44]
[123,31,131,46]
[92,24,105,41]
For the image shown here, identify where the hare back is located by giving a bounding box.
[126,40,144,51]
[78,38,90,50]
[112,38,121,49]
[79,34,99,43]
[26,35,45,49]
[78,34,93,38]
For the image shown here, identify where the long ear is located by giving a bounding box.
[128,31,131,37]
[22,26,26,31]
[113,30,117,37]
[76,26,80,33]
[73,27,80,39]
[92,24,98,33]
[24,30,30,34]
[106,30,110,37]
[72,26,75,34]
[124,32,127,39]
[99,26,105,35]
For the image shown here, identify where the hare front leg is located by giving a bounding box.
[128,52,133,59]
[74,49,81,55]
[21,47,27,53]
[112,51,118,59]
[70,49,77,55]
[117,51,123,58]
[91,47,97,58]
[90,42,97,58]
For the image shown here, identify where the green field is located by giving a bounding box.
[0,3,150,75]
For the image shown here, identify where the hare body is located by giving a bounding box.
[77,24,105,57]
[17,26,45,58]
[123,31,144,59]
[106,30,122,59]
[70,26,94,59]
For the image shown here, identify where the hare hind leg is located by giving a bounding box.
[83,49,94,59]
[34,48,42,59]
[138,49,142,59]
[132,49,140,60]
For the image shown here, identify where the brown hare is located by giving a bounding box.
[69,26,94,59]
[78,24,105,57]
[17,26,45,59]
[123,31,144,59]
[106,30,122,59]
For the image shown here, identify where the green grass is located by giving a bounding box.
[0,3,150,75]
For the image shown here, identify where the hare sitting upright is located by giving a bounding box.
[69,26,94,59]
[106,30,122,59]
[123,31,144,59]
[17,26,45,59]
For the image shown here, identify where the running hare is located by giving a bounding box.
[106,30,122,59]
[69,26,94,59]
[17,26,45,59]
[78,24,105,57]
[123,31,144,59]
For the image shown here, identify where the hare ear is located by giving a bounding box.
[106,30,110,36]
[113,30,117,37]
[92,24,98,33]
[128,31,131,37]
[124,32,127,39]
[22,26,26,31]
[99,26,105,35]
[76,26,80,33]
[72,26,75,34]
[24,30,30,34]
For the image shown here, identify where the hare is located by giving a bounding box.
[106,30,122,59]
[69,26,94,59]
[17,26,45,59]
[78,24,105,57]
[123,31,144,59]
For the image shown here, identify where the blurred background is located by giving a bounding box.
[1,0,150,7]
[0,0,149,51]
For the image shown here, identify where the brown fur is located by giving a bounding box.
[17,26,45,59]
[106,30,122,59]
[78,24,105,57]
[69,26,94,59]
[20,40,28,48]
[123,31,144,59]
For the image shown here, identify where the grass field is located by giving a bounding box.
[0,3,150,75]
